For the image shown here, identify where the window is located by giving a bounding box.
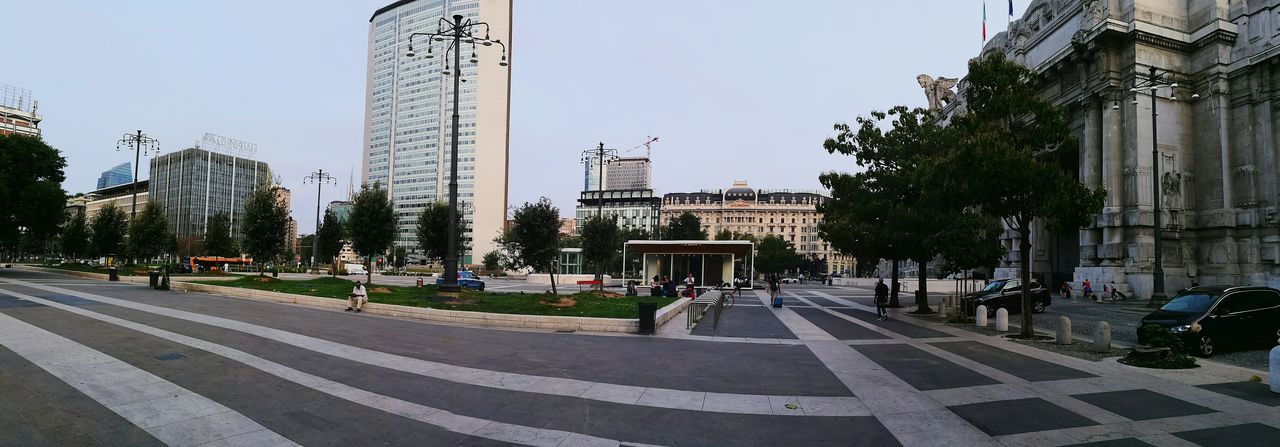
[1221,291,1280,313]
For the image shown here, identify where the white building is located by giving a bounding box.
[605,157,652,190]
[363,0,512,265]
[0,83,41,138]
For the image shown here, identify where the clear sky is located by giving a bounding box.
[3,0,1028,233]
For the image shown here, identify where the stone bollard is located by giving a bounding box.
[938,296,949,318]
[1093,321,1111,352]
[1056,316,1072,345]
[1271,343,1280,394]
[995,308,1009,332]
[975,305,988,327]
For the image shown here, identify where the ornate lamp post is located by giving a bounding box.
[116,130,160,218]
[304,169,336,274]
[405,15,508,292]
[1131,66,1197,306]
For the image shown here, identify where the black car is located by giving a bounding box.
[1138,285,1280,357]
[962,278,1052,317]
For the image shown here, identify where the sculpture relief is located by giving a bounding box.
[1082,0,1106,28]
[917,74,959,111]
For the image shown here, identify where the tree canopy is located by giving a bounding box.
[89,203,129,258]
[315,209,346,274]
[203,212,239,257]
[665,212,706,240]
[502,198,561,293]
[580,215,619,285]
[241,184,291,273]
[0,134,67,255]
[128,202,174,261]
[414,201,467,262]
[755,235,802,275]
[348,182,396,283]
[60,211,90,261]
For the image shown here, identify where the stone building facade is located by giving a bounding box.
[949,0,1280,298]
[660,181,856,276]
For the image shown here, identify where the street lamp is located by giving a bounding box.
[304,169,336,274]
[405,14,509,292]
[1131,66,1198,307]
[116,130,160,218]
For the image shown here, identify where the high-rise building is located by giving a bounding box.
[96,162,132,190]
[583,154,610,191]
[148,147,271,240]
[605,157,651,190]
[575,189,662,236]
[363,0,513,265]
[271,184,299,260]
[0,83,41,138]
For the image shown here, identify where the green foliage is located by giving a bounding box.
[393,247,407,268]
[348,182,396,283]
[580,215,619,281]
[60,211,90,260]
[202,212,239,257]
[1138,324,1184,352]
[414,201,467,262]
[127,202,174,261]
[89,203,129,258]
[482,250,501,272]
[240,184,290,273]
[0,134,68,253]
[665,212,706,240]
[755,235,802,275]
[503,198,561,293]
[315,209,346,272]
[714,229,757,242]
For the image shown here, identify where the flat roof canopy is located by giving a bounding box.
[623,240,754,257]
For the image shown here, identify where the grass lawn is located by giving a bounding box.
[192,276,677,318]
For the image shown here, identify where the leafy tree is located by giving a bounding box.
[0,134,68,258]
[203,213,239,257]
[939,54,1105,337]
[755,235,802,276]
[298,233,315,265]
[89,203,129,259]
[393,247,408,268]
[503,198,561,294]
[315,210,347,276]
[60,211,90,261]
[714,229,757,242]
[347,182,396,284]
[241,183,290,274]
[176,235,204,257]
[618,227,651,277]
[414,201,467,263]
[665,212,707,240]
[127,202,174,262]
[482,250,501,273]
[580,215,619,287]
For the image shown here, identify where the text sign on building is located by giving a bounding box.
[201,133,257,158]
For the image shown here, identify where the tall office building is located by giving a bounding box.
[605,157,651,190]
[583,154,609,191]
[148,147,271,240]
[96,162,132,190]
[364,0,512,264]
[0,83,41,138]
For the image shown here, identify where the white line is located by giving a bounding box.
[0,278,865,417]
[0,288,650,447]
[0,301,298,447]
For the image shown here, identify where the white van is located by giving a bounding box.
[344,263,368,276]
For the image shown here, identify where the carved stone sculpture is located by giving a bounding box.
[1083,0,1106,28]
[917,74,959,111]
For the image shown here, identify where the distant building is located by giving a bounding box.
[271,184,299,260]
[70,180,150,221]
[96,162,132,190]
[583,154,610,191]
[558,218,576,237]
[575,189,662,236]
[0,83,41,138]
[327,201,353,222]
[148,147,271,240]
[605,157,651,190]
[661,180,855,276]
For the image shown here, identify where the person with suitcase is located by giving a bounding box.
[874,277,889,321]
[768,275,782,308]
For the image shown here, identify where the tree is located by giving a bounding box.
[298,233,315,266]
[60,211,90,261]
[755,235,802,276]
[241,183,290,275]
[503,198,561,294]
[202,212,239,257]
[665,212,706,240]
[580,215,619,287]
[89,203,129,259]
[347,182,396,284]
[617,227,651,277]
[414,201,467,263]
[939,54,1106,336]
[127,202,174,262]
[315,210,347,276]
[393,247,408,268]
[482,250,501,273]
[0,134,68,258]
[714,229,756,242]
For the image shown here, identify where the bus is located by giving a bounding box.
[178,256,254,273]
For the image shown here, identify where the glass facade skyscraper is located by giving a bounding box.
[363,0,512,264]
[148,147,272,240]
[96,162,132,190]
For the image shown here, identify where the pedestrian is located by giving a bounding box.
[663,276,677,297]
[347,280,368,313]
[768,275,781,303]
[732,275,744,296]
[1082,278,1093,301]
[683,273,697,298]
[1060,281,1071,300]
[1109,281,1126,301]
[874,277,889,321]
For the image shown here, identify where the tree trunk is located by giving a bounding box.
[888,259,902,307]
[1019,224,1034,337]
[914,258,933,313]
[365,258,372,285]
[549,268,558,295]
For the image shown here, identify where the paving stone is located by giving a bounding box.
[1071,389,1218,421]
[800,295,849,308]
[948,397,1098,436]
[930,341,1096,382]
[830,308,954,338]
[852,344,1000,391]
[1064,438,1155,447]
[790,307,890,340]
[690,304,798,339]
[1172,422,1280,447]
[1195,381,1280,407]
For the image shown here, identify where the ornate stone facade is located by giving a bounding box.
[948,0,1280,297]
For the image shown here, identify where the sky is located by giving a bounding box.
[2,0,1028,234]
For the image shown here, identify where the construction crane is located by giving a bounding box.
[623,136,659,159]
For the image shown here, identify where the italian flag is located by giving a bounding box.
[982,1,987,42]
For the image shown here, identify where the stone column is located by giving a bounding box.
[1081,97,1104,263]
[1101,92,1125,244]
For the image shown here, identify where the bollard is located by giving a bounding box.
[1270,342,1280,394]
[1093,321,1111,352]
[938,296,949,318]
[975,305,988,327]
[1056,316,1072,345]
[995,308,1009,332]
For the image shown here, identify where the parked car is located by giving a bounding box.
[436,270,486,291]
[343,263,368,276]
[961,278,1051,316]
[781,277,799,284]
[1138,285,1280,357]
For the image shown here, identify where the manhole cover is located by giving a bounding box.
[153,352,189,361]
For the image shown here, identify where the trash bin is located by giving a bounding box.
[638,301,657,334]
[416,277,424,288]
[108,267,119,282]
[148,271,160,288]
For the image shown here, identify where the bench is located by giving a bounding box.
[576,280,601,292]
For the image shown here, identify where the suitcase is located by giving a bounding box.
[771,296,783,308]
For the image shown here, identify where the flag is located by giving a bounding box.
[982,1,987,42]
[1009,0,1014,17]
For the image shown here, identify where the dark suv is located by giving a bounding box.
[961,278,1052,317]
[1138,285,1280,357]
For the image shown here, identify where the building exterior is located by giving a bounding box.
[583,154,609,191]
[97,162,132,190]
[148,147,271,240]
[327,201,360,263]
[944,0,1280,297]
[271,184,299,260]
[660,181,855,276]
[71,181,150,221]
[363,0,513,265]
[558,218,576,237]
[0,83,40,137]
[576,189,662,235]
[605,157,652,190]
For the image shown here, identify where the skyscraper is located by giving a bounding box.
[96,162,132,190]
[363,0,512,264]
[148,147,271,240]
[605,157,652,190]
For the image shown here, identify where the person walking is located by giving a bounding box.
[874,277,889,321]
[347,280,368,313]
[768,275,782,306]
[1109,281,1127,301]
